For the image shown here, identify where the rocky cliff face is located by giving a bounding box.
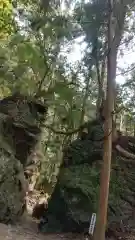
[0,93,47,223]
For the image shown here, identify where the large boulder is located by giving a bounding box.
[40,120,135,237]
[0,93,47,223]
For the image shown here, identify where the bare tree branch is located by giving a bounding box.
[116,65,135,76]
[41,123,81,135]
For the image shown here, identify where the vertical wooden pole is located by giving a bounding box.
[94,1,117,240]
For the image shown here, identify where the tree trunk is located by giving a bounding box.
[120,112,124,132]
[94,1,126,239]
[80,76,91,125]
[96,60,106,117]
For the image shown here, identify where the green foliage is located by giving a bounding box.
[0,0,13,39]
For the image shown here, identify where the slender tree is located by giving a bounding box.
[94,1,127,239]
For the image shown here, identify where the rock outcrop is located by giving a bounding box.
[39,120,135,238]
[0,93,47,223]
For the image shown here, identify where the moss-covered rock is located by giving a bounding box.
[40,120,135,235]
[0,148,26,223]
[0,93,47,223]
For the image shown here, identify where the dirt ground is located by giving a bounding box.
[0,215,84,240]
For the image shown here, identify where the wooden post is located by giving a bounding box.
[94,1,117,240]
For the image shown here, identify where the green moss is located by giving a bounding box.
[42,120,135,233]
